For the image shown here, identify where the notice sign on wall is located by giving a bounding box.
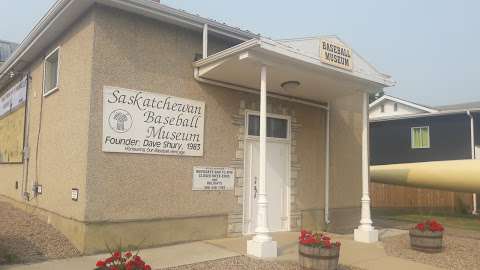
[319,39,352,71]
[192,167,235,191]
[0,76,27,118]
[103,86,205,156]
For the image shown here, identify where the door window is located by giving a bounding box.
[247,114,288,139]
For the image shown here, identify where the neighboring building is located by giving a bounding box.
[369,95,438,120]
[0,0,394,254]
[369,98,480,213]
[370,100,480,165]
[0,40,18,66]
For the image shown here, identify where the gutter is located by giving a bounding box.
[0,0,79,80]
[1,0,258,88]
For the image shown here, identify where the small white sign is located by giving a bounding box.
[192,167,235,191]
[71,188,79,201]
[102,86,205,156]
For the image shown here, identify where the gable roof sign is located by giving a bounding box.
[369,95,438,113]
[278,36,395,86]
[0,0,258,89]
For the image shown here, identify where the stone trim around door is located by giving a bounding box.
[227,99,301,236]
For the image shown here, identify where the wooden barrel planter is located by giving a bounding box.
[298,244,340,270]
[409,228,443,253]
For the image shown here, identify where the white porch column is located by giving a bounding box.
[247,65,278,258]
[354,92,379,243]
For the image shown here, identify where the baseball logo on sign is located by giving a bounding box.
[108,109,133,133]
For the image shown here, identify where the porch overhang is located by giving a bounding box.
[193,38,395,104]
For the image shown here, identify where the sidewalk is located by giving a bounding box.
[0,242,239,270]
[0,230,441,270]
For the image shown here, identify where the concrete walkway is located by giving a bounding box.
[0,230,442,270]
[207,231,441,270]
[0,242,239,270]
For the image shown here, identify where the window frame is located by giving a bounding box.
[245,110,291,142]
[393,102,398,112]
[411,126,430,149]
[42,47,61,97]
[380,104,385,113]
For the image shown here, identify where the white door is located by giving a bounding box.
[243,112,290,234]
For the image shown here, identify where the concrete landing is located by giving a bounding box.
[207,231,440,270]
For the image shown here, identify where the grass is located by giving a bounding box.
[376,210,480,232]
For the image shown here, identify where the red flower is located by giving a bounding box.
[105,257,114,264]
[113,251,121,260]
[96,260,106,267]
[125,251,132,258]
[144,265,152,270]
[415,220,445,232]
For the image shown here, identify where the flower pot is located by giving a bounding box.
[298,244,340,270]
[409,228,443,253]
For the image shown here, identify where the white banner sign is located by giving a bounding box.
[102,86,205,156]
[0,76,27,118]
[192,167,235,191]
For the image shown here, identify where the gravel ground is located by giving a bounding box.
[383,233,480,269]
[0,201,80,264]
[163,256,362,270]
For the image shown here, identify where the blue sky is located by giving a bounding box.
[1,0,479,106]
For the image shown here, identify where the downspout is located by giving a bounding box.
[324,105,331,225]
[467,110,477,215]
[202,24,208,59]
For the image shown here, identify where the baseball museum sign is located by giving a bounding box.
[102,86,205,156]
[319,39,352,71]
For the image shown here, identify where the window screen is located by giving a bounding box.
[248,115,288,139]
[411,127,430,149]
[43,48,59,95]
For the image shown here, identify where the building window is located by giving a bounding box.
[394,103,398,111]
[411,126,430,149]
[43,47,60,96]
[247,114,288,139]
[380,104,385,113]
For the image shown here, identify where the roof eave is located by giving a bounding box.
[0,0,258,89]
[195,38,394,90]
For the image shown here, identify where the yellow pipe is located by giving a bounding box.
[371,160,480,193]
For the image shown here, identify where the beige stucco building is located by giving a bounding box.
[0,0,394,255]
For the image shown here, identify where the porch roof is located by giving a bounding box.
[194,38,395,104]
